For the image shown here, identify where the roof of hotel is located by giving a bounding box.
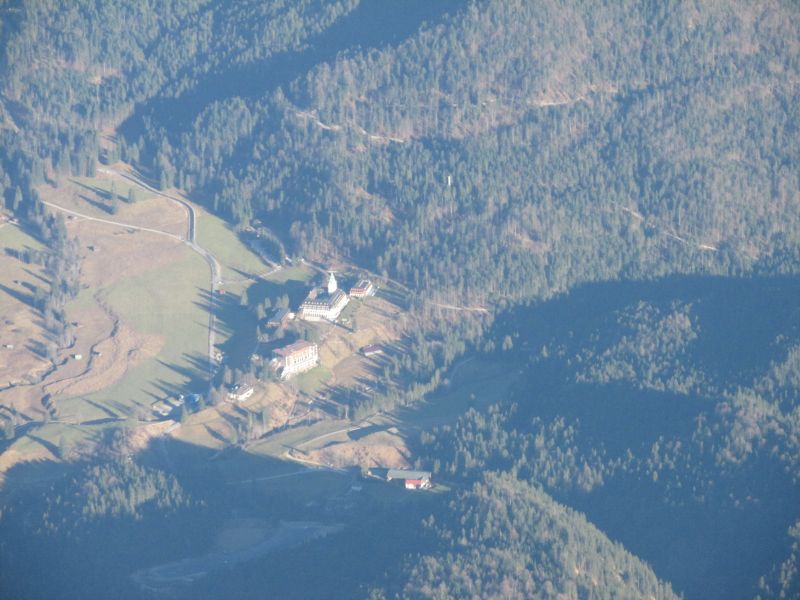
[273,340,317,357]
[301,289,346,309]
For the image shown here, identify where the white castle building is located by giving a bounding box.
[298,272,349,321]
[272,340,319,379]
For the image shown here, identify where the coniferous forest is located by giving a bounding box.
[1,1,799,599]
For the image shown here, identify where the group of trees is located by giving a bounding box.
[97,1,800,436]
[0,1,798,598]
[1,191,82,363]
[4,0,798,326]
[34,459,196,535]
[127,0,799,314]
[403,275,800,599]
[4,0,798,401]
[387,473,677,599]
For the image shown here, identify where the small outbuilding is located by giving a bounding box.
[266,307,291,329]
[360,344,383,357]
[227,383,254,402]
[349,279,375,298]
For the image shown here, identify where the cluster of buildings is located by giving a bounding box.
[151,393,202,419]
[297,272,349,321]
[263,273,375,328]
[261,271,375,380]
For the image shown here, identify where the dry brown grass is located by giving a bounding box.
[31,216,183,414]
[325,295,407,385]
[72,219,185,290]
[175,381,298,449]
[0,178,202,461]
[0,281,49,382]
[45,320,164,399]
[0,224,52,415]
[36,177,187,237]
[308,429,410,470]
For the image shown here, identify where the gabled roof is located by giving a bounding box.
[387,469,431,480]
[273,340,317,357]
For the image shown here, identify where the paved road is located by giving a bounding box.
[41,201,184,242]
[98,168,222,378]
[49,168,223,380]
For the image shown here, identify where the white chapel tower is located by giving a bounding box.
[327,272,338,295]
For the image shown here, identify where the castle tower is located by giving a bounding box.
[327,272,337,295]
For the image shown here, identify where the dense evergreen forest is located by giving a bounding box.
[410,275,800,598]
[1,1,799,598]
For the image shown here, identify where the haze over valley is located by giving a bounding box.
[0,1,799,598]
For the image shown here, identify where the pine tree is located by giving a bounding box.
[12,186,22,212]
[2,418,14,441]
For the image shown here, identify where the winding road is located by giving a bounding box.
[47,168,223,380]
[101,168,223,377]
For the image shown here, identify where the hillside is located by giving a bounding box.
[0,1,799,599]
[414,274,800,599]
[133,0,800,308]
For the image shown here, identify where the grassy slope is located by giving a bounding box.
[0,224,48,384]
[50,191,267,420]
[195,210,266,276]
[62,245,210,418]
[0,222,44,252]
[74,176,152,205]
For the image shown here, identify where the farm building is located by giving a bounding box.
[272,340,319,379]
[227,383,254,402]
[151,399,173,418]
[298,272,349,321]
[360,344,383,357]
[349,279,375,298]
[266,307,291,328]
[386,469,432,490]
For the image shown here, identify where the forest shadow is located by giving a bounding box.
[478,272,800,600]
[494,273,800,389]
[194,287,257,372]
[119,0,464,140]
[0,434,340,600]
[0,281,36,310]
[567,454,800,600]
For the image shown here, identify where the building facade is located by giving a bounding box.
[298,272,349,321]
[272,340,319,379]
[385,469,432,490]
[266,307,291,328]
[349,279,375,298]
